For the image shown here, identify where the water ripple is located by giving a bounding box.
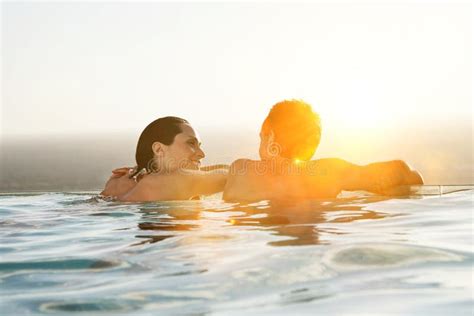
[0,190,471,315]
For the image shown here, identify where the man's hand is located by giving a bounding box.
[365,160,423,195]
[101,167,137,197]
[111,166,134,178]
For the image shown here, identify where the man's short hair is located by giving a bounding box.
[262,99,321,161]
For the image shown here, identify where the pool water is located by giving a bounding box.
[0,187,472,315]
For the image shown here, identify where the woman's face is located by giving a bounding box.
[156,123,205,171]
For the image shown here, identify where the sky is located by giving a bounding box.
[1,1,471,138]
[0,1,472,188]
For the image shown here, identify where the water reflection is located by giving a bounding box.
[134,196,396,247]
[228,196,393,246]
[133,207,201,245]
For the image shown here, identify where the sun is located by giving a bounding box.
[331,79,388,129]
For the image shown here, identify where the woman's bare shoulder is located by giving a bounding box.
[118,173,166,201]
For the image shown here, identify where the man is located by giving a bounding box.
[223,100,423,201]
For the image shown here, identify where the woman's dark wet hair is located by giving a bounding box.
[131,116,189,177]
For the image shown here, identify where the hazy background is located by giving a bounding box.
[1,1,472,192]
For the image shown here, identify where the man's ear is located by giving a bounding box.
[267,129,275,143]
[152,142,165,157]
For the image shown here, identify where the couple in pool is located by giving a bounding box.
[101,100,423,202]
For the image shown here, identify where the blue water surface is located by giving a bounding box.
[0,188,472,315]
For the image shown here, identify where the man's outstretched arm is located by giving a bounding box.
[118,168,229,202]
[339,159,424,195]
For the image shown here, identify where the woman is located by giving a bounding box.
[101,116,228,201]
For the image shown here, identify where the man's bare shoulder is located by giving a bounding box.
[230,158,258,169]
[223,159,262,201]
[228,158,265,178]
